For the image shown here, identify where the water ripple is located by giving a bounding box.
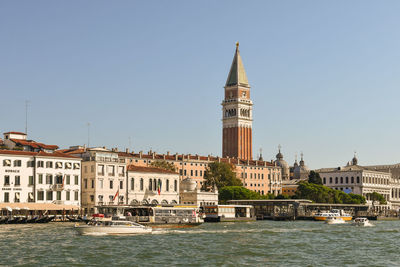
[0,220,399,266]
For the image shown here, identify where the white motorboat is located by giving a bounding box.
[74,216,152,235]
[352,217,373,227]
[325,216,346,225]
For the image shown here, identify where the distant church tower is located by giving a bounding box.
[222,43,253,160]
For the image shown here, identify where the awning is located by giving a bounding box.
[0,203,79,211]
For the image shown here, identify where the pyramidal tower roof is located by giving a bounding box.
[225,42,249,87]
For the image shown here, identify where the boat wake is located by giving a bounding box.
[150,227,315,235]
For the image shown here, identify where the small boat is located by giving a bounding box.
[26,217,38,223]
[16,217,27,224]
[35,216,54,223]
[6,217,21,224]
[74,216,152,235]
[66,215,80,222]
[352,217,373,227]
[77,216,91,223]
[325,217,346,224]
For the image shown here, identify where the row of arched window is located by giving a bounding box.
[324,176,360,184]
[323,176,388,185]
[129,178,178,192]
[224,108,236,118]
[224,108,251,118]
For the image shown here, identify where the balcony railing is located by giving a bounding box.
[51,184,64,191]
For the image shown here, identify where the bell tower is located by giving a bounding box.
[222,42,253,160]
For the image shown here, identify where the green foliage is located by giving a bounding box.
[201,161,242,191]
[219,186,274,204]
[295,181,366,204]
[150,160,176,172]
[275,194,290,199]
[366,192,387,205]
[308,171,323,185]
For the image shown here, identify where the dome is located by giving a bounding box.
[275,146,290,180]
[293,153,310,179]
[352,153,358,165]
[181,177,197,192]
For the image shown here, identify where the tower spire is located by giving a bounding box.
[225,42,249,87]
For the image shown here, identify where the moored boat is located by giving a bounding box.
[74,216,152,235]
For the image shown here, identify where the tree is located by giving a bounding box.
[295,181,366,204]
[366,192,387,205]
[308,171,323,185]
[219,186,274,204]
[150,160,176,172]
[219,186,261,203]
[201,161,242,191]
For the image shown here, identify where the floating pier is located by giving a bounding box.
[227,199,371,220]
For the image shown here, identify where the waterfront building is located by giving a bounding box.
[281,180,299,197]
[117,150,282,196]
[222,43,253,160]
[0,132,81,209]
[316,155,395,210]
[127,165,179,205]
[362,163,400,210]
[180,177,218,206]
[62,147,127,214]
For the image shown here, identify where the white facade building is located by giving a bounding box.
[127,165,179,205]
[64,147,127,214]
[0,150,81,207]
[317,157,396,210]
[179,177,218,207]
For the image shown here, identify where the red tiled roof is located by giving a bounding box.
[36,151,80,159]
[0,150,37,156]
[119,152,275,167]
[0,150,80,159]
[4,131,26,135]
[127,165,178,174]
[117,152,132,157]
[9,139,59,150]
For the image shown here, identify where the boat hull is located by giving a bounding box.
[145,222,202,229]
[314,216,352,221]
[75,225,152,235]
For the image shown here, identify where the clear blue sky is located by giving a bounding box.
[1,1,400,169]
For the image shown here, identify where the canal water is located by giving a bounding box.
[0,220,399,266]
